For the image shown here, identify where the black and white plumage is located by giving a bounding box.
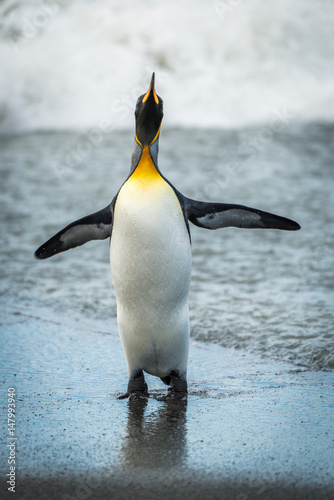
[35,73,300,399]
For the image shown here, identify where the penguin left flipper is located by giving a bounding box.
[34,204,113,260]
[184,197,301,231]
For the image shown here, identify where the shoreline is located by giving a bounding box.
[2,310,334,499]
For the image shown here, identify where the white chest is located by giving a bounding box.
[110,173,191,307]
[109,149,192,377]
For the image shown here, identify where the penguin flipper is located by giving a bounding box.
[35,205,112,260]
[184,198,300,231]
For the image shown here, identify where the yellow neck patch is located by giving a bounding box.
[116,145,181,213]
[130,146,162,185]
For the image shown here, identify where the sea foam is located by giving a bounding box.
[0,0,333,133]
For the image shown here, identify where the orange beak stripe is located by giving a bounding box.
[142,84,159,104]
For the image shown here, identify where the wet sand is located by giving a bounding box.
[1,308,334,499]
[12,474,334,500]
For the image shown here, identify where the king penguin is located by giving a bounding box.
[35,73,300,400]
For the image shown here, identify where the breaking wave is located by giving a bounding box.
[0,0,334,133]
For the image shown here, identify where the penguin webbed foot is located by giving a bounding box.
[166,388,188,401]
[117,391,130,400]
[118,370,149,400]
[117,391,149,400]
[118,371,188,400]
[165,372,188,401]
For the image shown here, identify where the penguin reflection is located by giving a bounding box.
[119,399,187,469]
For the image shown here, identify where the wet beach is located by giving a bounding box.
[1,126,334,499]
[1,308,334,500]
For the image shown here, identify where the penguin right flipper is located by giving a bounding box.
[34,204,113,260]
[184,198,300,231]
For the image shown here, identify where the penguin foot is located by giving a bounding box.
[117,370,149,400]
[117,388,149,400]
[117,392,130,400]
[129,391,148,401]
[166,372,188,400]
[166,388,188,401]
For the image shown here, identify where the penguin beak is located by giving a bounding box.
[134,73,163,146]
[142,73,159,105]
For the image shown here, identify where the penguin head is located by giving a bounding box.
[135,73,163,146]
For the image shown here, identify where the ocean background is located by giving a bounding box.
[1,0,333,371]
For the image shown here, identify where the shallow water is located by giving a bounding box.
[0,123,333,369]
